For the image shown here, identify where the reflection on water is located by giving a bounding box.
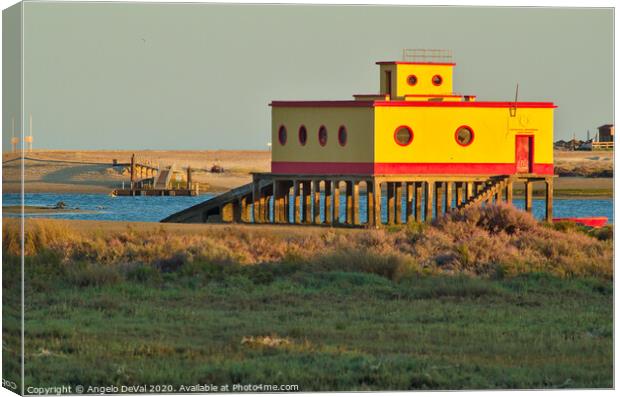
[2,192,614,224]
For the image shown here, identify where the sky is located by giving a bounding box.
[2,2,614,150]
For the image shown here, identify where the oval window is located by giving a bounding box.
[278,125,287,145]
[407,75,418,86]
[432,75,443,86]
[455,125,474,146]
[298,125,307,146]
[318,126,328,147]
[338,126,347,146]
[394,126,413,146]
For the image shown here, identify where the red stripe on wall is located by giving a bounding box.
[271,162,375,175]
[271,162,555,175]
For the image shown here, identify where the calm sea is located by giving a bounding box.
[2,193,614,224]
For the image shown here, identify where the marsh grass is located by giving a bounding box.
[2,204,613,390]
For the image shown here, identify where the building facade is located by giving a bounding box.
[271,59,555,176]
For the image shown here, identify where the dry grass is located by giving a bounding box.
[5,204,612,281]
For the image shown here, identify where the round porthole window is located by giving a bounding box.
[298,125,307,146]
[278,125,287,145]
[394,126,413,146]
[318,126,328,146]
[455,125,474,146]
[407,75,418,86]
[432,75,443,86]
[338,126,347,146]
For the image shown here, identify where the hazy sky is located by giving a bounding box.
[3,2,614,150]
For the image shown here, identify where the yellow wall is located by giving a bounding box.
[374,106,554,165]
[271,106,375,163]
[379,64,454,98]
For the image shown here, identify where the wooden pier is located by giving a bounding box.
[112,154,199,197]
[161,173,554,225]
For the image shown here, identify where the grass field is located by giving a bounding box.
[2,205,613,390]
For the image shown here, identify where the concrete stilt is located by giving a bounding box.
[424,181,434,221]
[353,181,360,225]
[395,182,402,224]
[367,181,374,225]
[435,182,444,217]
[445,182,453,211]
[293,181,301,224]
[346,181,353,224]
[406,182,414,223]
[506,180,514,205]
[525,181,533,214]
[545,177,553,222]
[455,182,464,206]
[303,181,311,224]
[373,180,382,226]
[324,180,332,225]
[414,182,423,222]
[313,180,321,224]
[387,182,395,224]
[332,180,340,225]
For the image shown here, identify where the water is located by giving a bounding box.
[2,193,614,224]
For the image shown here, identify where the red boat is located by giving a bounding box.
[552,217,608,228]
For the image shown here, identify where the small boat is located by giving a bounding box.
[552,217,608,228]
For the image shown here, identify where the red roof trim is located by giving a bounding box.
[404,94,474,98]
[270,101,374,108]
[271,100,556,109]
[376,61,456,66]
[374,101,557,108]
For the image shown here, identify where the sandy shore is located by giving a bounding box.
[4,217,357,237]
[2,149,613,197]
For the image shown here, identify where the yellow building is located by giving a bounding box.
[165,51,557,225]
[271,55,555,176]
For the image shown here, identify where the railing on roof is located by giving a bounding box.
[402,49,453,63]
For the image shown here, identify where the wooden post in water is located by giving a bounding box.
[366,181,374,225]
[372,180,382,226]
[130,153,136,192]
[387,182,395,224]
[252,179,260,223]
[545,177,553,222]
[455,182,464,206]
[332,180,340,225]
[293,180,301,224]
[353,181,360,225]
[445,182,453,211]
[465,182,473,201]
[394,182,402,224]
[313,180,321,224]
[435,182,444,217]
[424,181,434,221]
[324,180,332,225]
[273,181,280,223]
[345,181,353,224]
[506,180,514,205]
[525,180,533,214]
[414,182,423,222]
[303,181,311,224]
[406,182,414,223]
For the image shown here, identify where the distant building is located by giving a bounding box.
[597,124,614,142]
[593,124,613,150]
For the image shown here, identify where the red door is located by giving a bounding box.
[515,136,533,173]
